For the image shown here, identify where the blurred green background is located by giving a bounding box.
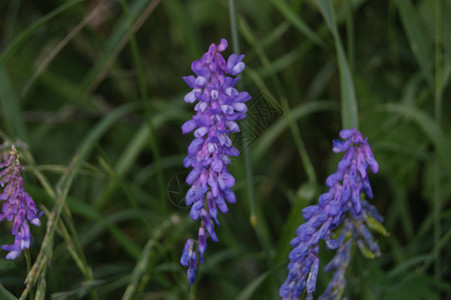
[0,0,450,299]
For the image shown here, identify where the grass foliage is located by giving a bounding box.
[0,0,450,299]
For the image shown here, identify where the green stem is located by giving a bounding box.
[188,281,197,300]
[432,158,441,278]
[228,0,282,288]
[228,0,239,55]
[24,250,34,300]
[280,97,317,183]
[433,0,443,279]
[345,0,354,73]
[238,17,317,185]
[433,0,443,123]
[2,0,21,47]
[119,0,167,212]
[317,0,359,130]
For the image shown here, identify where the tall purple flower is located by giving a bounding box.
[0,145,42,259]
[180,38,251,284]
[280,129,385,300]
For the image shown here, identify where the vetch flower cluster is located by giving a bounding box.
[180,38,251,284]
[280,129,385,300]
[319,200,384,300]
[0,145,42,259]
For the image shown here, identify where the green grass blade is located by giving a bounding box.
[253,101,337,162]
[95,106,187,209]
[385,103,451,176]
[67,198,141,259]
[236,271,270,300]
[386,177,414,239]
[162,0,201,59]
[116,124,149,175]
[316,0,359,129]
[231,1,283,293]
[121,218,172,300]
[21,2,106,96]
[67,103,138,177]
[119,0,166,211]
[440,0,451,101]
[0,69,28,141]
[396,0,434,89]
[239,17,319,185]
[74,0,161,102]
[0,283,18,300]
[0,0,83,68]
[24,103,137,291]
[281,96,318,183]
[269,0,327,50]
[443,0,451,80]
[345,0,355,72]
[1,0,20,47]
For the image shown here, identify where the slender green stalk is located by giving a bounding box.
[96,147,152,231]
[22,105,135,298]
[1,0,21,48]
[345,0,354,72]
[432,158,441,279]
[434,0,443,123]
[24,251,34,300]
[188,281,197,300]
[280,97,317,184]
[228,0,239,57]
[0,0,83,67]
[228,0,282,288]
[419,224,451,273]
[433,0,443,279]
[228,0,257,229]
[0,70,28,142]
[119,0,167,212]
[121,218,172,300]
[21,143,99,300]
[238,17,317,184]
[317,0,359,130]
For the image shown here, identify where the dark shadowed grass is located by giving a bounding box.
[0,0,450,299]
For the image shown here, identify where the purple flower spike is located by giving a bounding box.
[0,145,42,259]
[280,129,385,300]
[180,39,251,285]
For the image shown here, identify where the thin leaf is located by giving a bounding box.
[316,0,359,129]
[0,69,28,141]
[253,101,337,162]
[67,198,141,259]
[396,0,434,88]
[24,103,137,291]
[0,283,18,300]
[0,0,83,67]
[74,0,161,103]
[385,103,451,176]
[269,0,327,49]
[121,218,172,300]
[236,271,270,300]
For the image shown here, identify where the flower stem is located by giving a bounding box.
[228,0,282,288]
[24,250,35,300]
[119,0,167,212]
[433,0,443,279]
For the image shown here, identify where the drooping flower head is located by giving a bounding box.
[280,129,385,300]
[180,38,251,284]
[0,145,42,259]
